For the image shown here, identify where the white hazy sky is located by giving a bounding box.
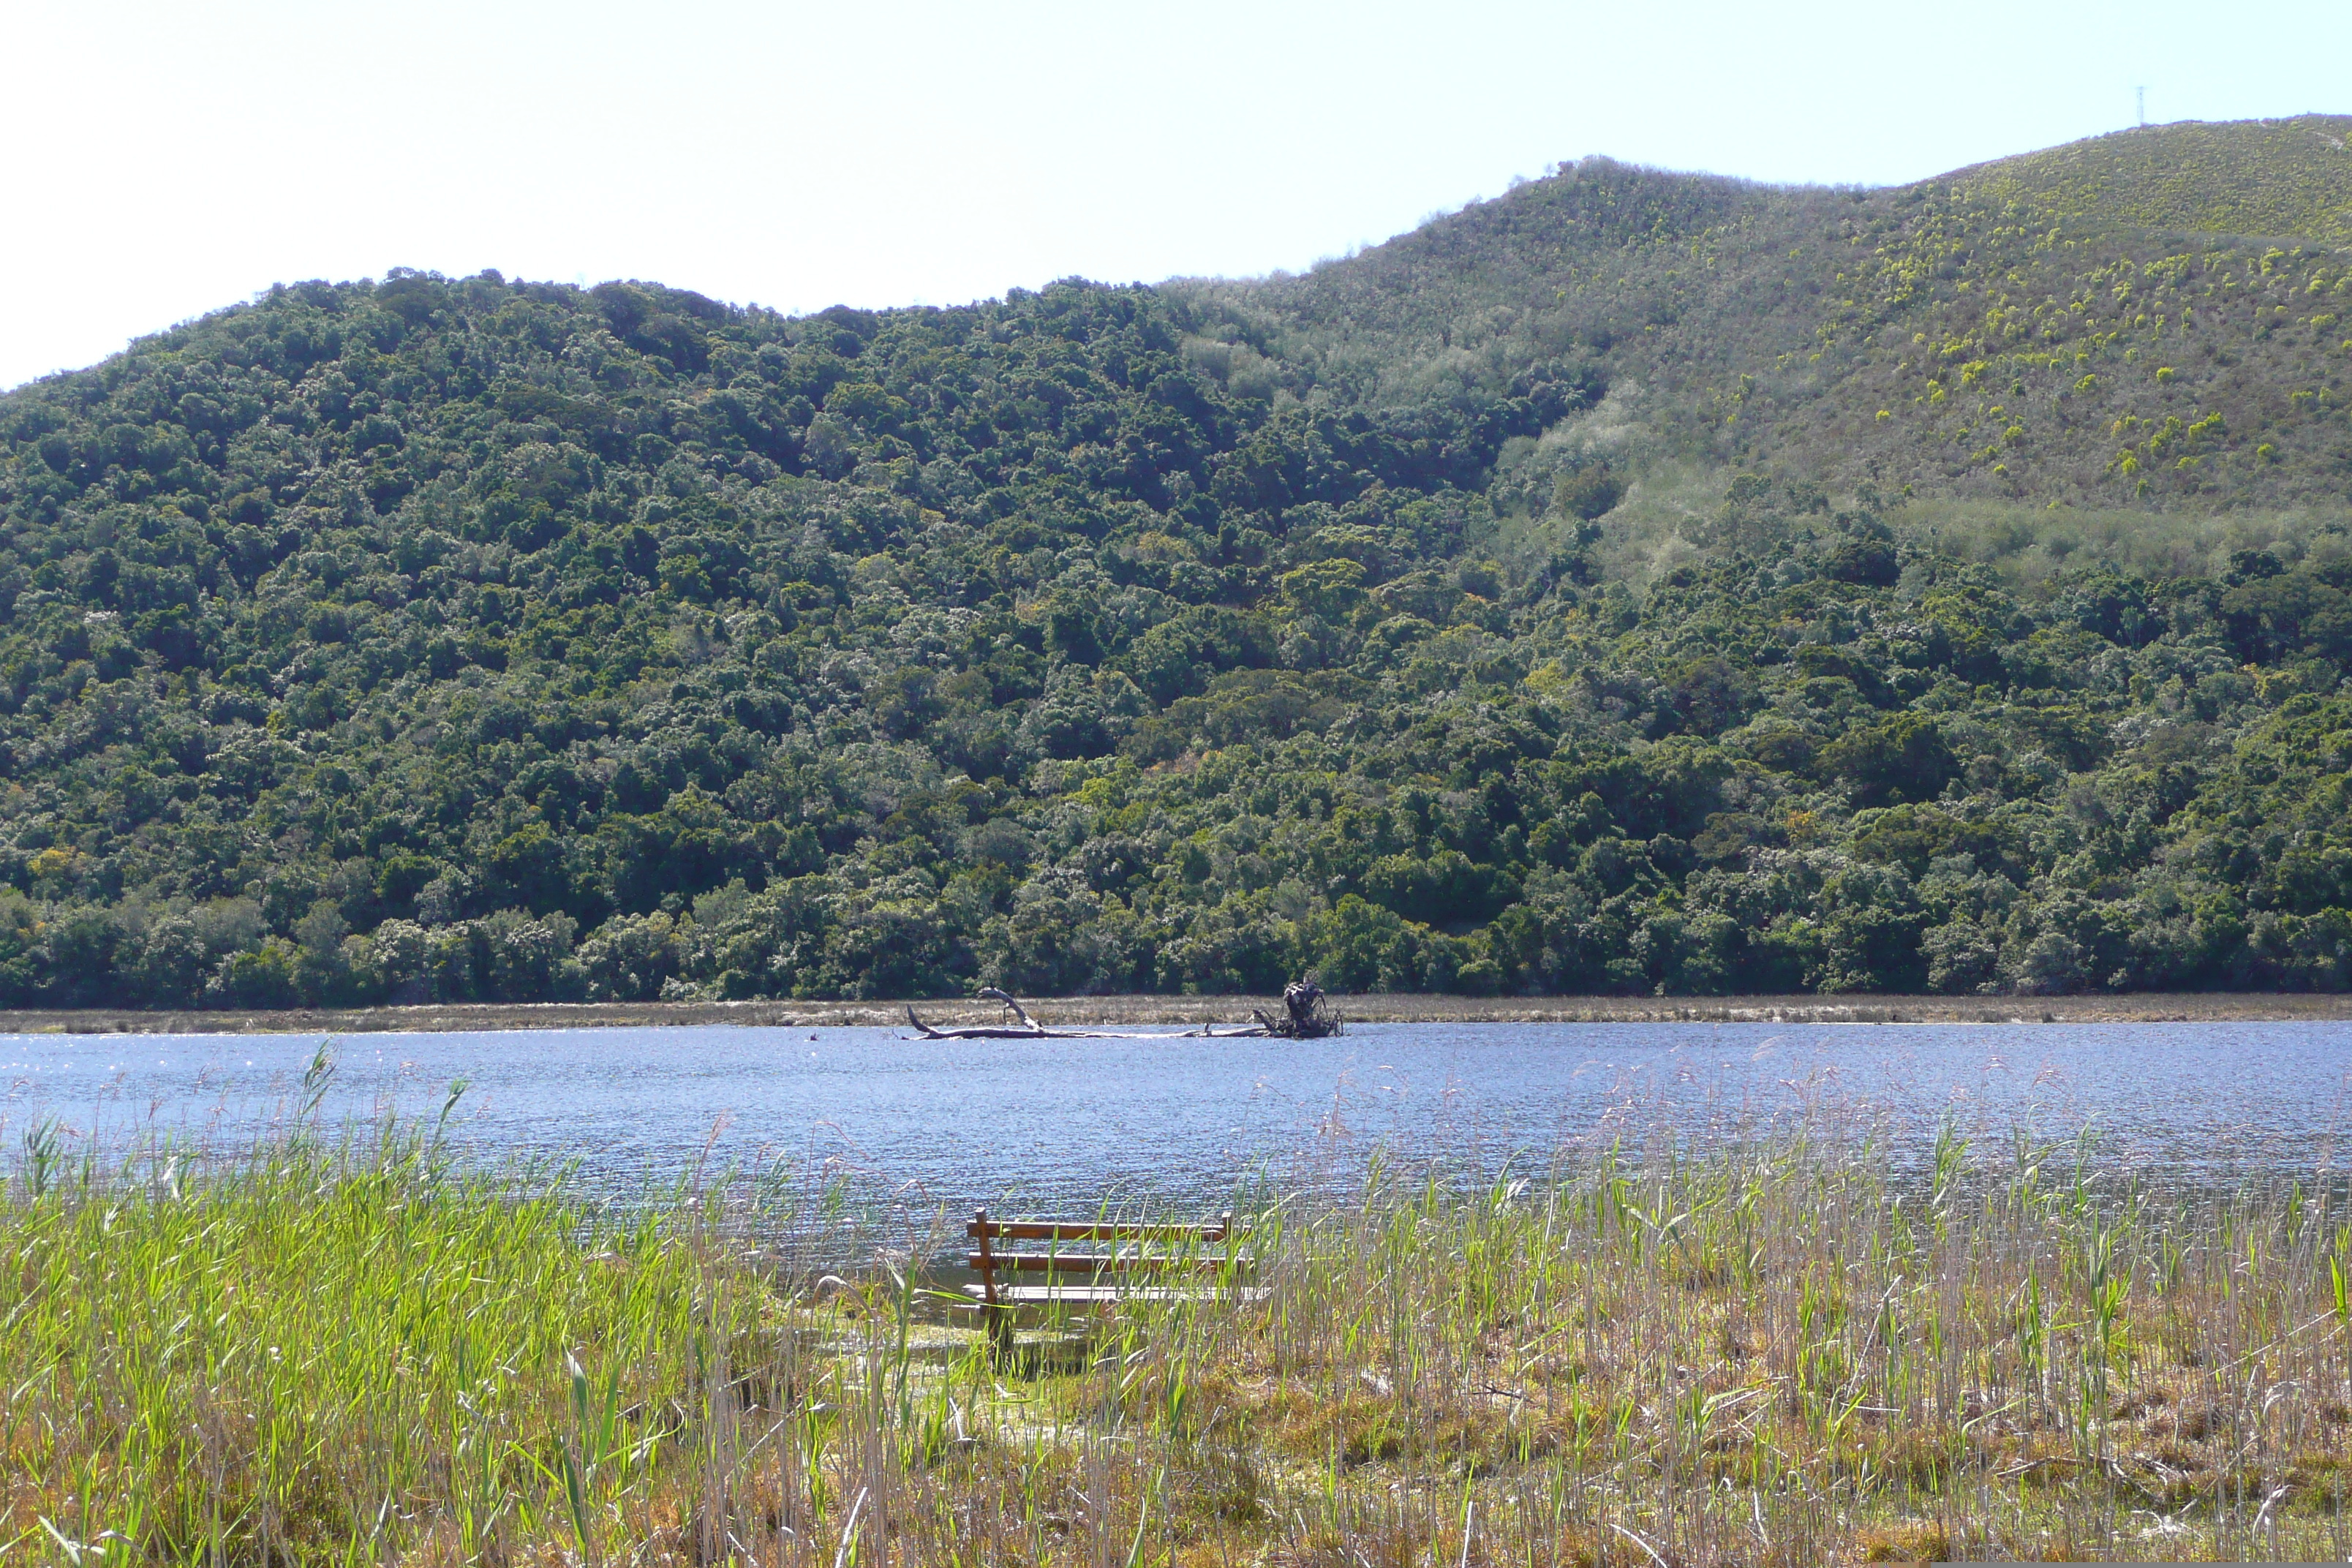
[5,0,2346,391]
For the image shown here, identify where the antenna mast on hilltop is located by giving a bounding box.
[2136,86,2147,127]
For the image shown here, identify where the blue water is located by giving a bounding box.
[4,1022,2347,1213]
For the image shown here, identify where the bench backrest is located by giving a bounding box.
[966,1208,1241,1307]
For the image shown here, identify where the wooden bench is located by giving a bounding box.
[964,1208,1259,1342]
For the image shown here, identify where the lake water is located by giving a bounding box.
[4,1022,2348,1218]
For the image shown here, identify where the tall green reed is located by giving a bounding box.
[10,1096,2352,1564]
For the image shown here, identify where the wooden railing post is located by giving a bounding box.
[973,1208,1011,1354]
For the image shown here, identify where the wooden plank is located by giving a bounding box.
[960,1284,1271,1305]
[965,1219,1234,1243]
[965,1252,1248,1275]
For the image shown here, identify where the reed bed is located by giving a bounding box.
[7,1109,2352,1563]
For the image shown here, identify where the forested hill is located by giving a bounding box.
[1196,114,2352,512]
[0,120,2348,1008]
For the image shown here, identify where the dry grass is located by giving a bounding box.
[10,1105,2352,1563]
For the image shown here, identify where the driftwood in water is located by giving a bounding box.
[905,987,1072,1039]
[902,988,1215,1040]
[1259,980,1344,1039]
[902,983,1339,1041]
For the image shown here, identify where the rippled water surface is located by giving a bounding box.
[4,1021,2348,1208]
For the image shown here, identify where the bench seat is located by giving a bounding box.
[965,1207,1257,1343]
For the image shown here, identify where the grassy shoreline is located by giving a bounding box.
[10,1119,2352,1563]
[4,990,2351,1036]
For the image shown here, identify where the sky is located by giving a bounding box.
[4,0,2346,391]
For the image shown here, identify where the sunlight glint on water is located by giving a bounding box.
[3,1020,2347,1207]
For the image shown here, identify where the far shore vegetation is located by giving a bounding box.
[2,117,2352,1011]
[7,1091,2352,1564]
[3,987,2351,1037]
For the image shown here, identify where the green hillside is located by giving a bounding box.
[1196,118,2352,513]
[0,120,2348,1006]
[1956,115,2352,248]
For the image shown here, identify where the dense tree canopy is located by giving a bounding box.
[1,118,2349,1006]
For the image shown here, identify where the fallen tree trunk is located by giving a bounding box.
[902,985,1336,1041]
[902,1006,1270,1040]
[905,987,1064,1039]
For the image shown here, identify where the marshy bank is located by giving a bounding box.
[6,990,2352,1036]
[9,1117,2352,1563]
